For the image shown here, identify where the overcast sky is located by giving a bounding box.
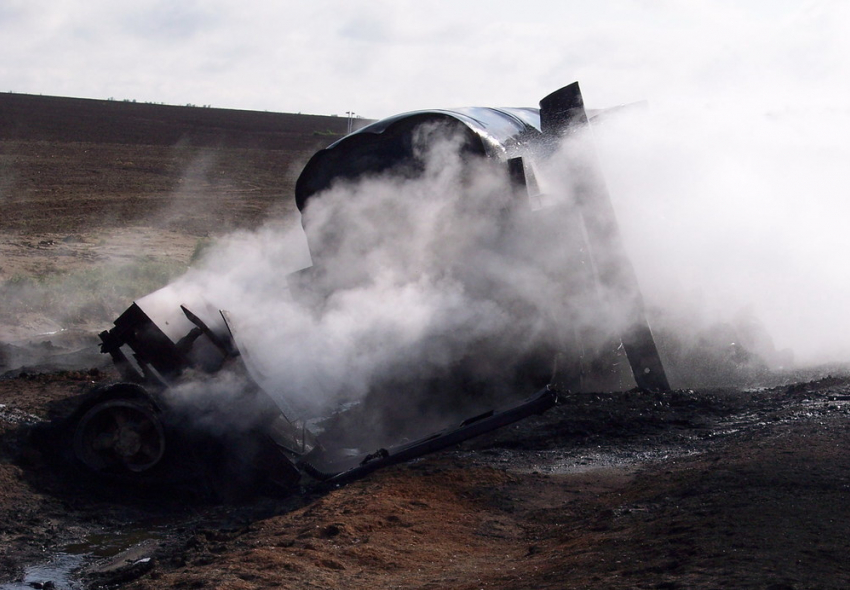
[1,0,847,117]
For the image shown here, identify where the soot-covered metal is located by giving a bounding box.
[54,82,670,498]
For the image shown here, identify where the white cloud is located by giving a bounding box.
[1,1,844,116]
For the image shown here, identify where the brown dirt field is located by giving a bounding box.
[1,93,849,590]
[0,93,351,238]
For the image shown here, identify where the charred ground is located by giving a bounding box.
[0,93,848,589]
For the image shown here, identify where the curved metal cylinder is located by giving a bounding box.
[295,107,543,213]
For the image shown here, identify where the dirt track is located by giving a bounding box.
[1,93,849,589]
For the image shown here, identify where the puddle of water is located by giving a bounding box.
[458,445,701,475]
[0,526,165,589]
[64,527,163,558]
[0,553,84,590]
[531,447,700,475]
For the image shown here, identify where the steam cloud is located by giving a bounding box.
[592,98,850,369]
[158,125,599,426]
[152,92,850,435]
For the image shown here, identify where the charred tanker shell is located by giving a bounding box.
[294,82,669,393]
[55,82,669,499]
[293,107,547,278]
[295,106,544,210]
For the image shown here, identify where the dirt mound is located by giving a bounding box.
[3,372,849,589]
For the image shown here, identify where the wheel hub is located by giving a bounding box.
[73,399,166,473]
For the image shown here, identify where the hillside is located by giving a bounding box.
[0,93,350,234]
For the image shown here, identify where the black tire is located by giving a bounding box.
[72,397,166,474]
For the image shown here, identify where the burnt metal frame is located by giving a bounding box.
[92,81,669,493]
[540,82,670,392]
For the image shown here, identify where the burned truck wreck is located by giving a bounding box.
[58,82,670,497]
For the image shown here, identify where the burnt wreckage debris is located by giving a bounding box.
[53,82,670,498]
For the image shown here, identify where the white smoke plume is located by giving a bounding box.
[145,82,850,440]
[148,124,621,434]
[592,97,850,370]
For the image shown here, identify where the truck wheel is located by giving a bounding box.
[73,398,166,473]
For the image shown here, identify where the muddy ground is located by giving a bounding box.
[1,94,849,589]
